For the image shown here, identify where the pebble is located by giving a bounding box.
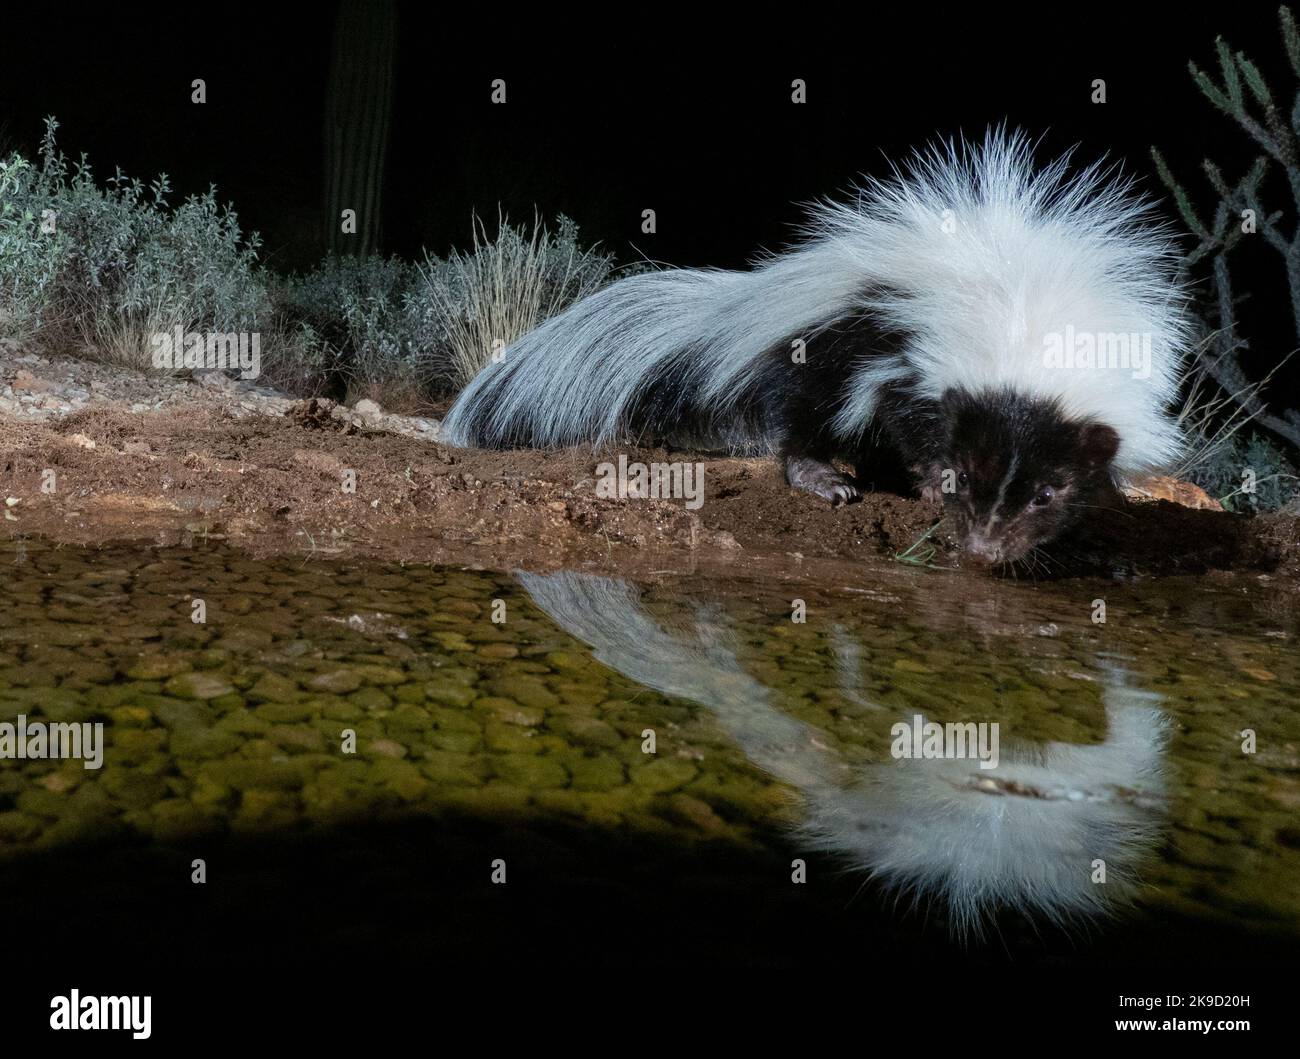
[163,671,237,700]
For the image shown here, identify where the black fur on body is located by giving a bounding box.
[594,310,1122,566]
[443,134,1189,568]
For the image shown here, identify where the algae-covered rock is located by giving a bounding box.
[247,671,303,704]
[214,709,271,737]
[190,775,233,810]
[101,768,171,808]
[169,726,245,761]
[198,757,314,792]
[371,757,427,800]
[664,792,732,837]
[552,716,622,749]
[269,724,326,753]
[85,681,162,711]
[476,696,544,728]
[437,783,532,817]
[630,757,699,794]
[530,789,590,818]
[253,699,319,724]
[546,684,610,712]
[484,721,540,754]
[306,668,364,694]
[426,681,477,708]
[384,703,432,740]
[544,650,596,674]
[491,753,569,788]
[110,727,169,766]
[127,654,194,681]
[164,672,236,701]
[418,750,488,787]
[0,811,45,843]
[233,788,300,831]
[347,686,393,712]
[392,682,427,705]
[317,697,363,722]
[487,677,558,711]
[110,705,154,728]
[150,697,212,729]
[568,753,626,792]
[1,686,85,721]
[431,728,480,753]
[59,660,116,687]
[431,631,473,652]
[352,664,408,686]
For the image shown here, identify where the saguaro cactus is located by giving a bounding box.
[323,0,397,257]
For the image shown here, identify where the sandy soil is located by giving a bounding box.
[1,352,1297,582]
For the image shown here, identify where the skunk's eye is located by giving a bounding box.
[1031,486,1055,507]
[957,471,969,487]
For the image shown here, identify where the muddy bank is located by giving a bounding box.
[1,353,1297,581]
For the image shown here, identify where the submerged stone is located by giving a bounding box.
[630,758,699,794]
[306,669,364,694]
[491,753,568,788]
[164,672,236,701]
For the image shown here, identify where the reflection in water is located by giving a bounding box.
[520,571,1169,934]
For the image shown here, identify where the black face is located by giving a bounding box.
[935,388,1120,565]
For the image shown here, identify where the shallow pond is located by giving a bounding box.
[1,535,1297,968]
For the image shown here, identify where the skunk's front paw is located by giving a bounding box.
[915,462,946,504]
[785,456,861,507]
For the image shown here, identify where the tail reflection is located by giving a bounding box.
[519,571,1168,935]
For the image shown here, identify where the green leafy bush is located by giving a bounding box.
[0,153,61,342]
[0,118,268,366]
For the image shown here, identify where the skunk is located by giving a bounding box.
[519,570,1168,936]
[443,131,1191,564]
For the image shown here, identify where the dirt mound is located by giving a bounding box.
[2,390,1298,582]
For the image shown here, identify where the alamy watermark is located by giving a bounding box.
[151,326,261,379]
[50,991,151,1039]
[0,715,103,769]
[1043,325,1151,380]
[891,714,1000,770]
[595,454,705,510]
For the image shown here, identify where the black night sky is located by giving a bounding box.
[0,3,1295,382]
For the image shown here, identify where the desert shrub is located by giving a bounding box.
[2,118,628,409]
[410,213,621,390]
[274,253,424,406]
[252,314,339,398]
[275,214,624,406]
[0,154,61,342]
[0,117,268,367]
[1183,429,1300,512]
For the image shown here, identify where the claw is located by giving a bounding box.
[786,455,861,506]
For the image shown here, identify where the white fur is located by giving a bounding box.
[519,570,1169,935]
[444,130,1190,475]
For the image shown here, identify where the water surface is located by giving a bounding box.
[1,536,1297,966]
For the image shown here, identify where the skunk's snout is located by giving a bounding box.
[962,533,1004,564]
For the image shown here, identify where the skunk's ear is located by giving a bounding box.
[1079,422,1120,467]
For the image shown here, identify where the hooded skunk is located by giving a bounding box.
[443,131,1190,564]
[518,569,1168,936]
